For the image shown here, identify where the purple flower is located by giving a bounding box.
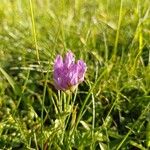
[53,51,87,91]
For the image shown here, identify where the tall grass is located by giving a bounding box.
[0,0,150,149]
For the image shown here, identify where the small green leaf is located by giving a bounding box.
[146,121,150,148]
[0,67,21,95]
[130,140,147,150]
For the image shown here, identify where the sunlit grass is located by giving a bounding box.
[0,0,150,149]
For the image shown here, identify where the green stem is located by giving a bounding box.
[74,68,110,132]
[29,0,40,64]
[113,0,123,59]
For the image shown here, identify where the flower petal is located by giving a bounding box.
[54,55,63,69]
[53,55,64,90]
[77,60,87,82]
[69,65,79,85]
[64,51,75,68]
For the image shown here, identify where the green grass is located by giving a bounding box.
[0,0,150,149]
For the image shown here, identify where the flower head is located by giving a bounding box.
[53,51,87,91]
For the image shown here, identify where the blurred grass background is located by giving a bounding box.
[0,0,150,149]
